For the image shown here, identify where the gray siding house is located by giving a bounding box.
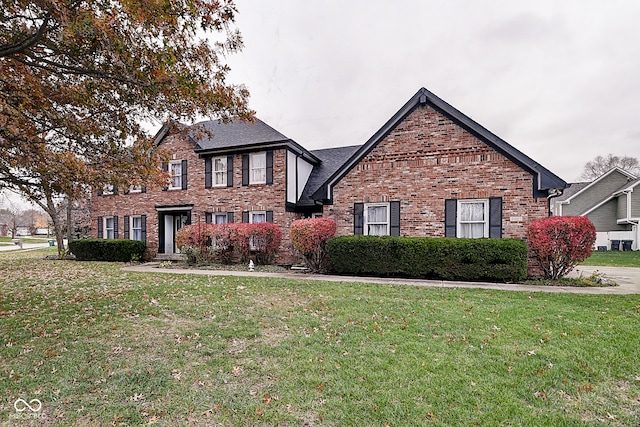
[552,167,639,250]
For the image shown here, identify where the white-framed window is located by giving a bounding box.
[249,211,266,224]
[169,160,182,189]
[102,184,115,195]
[129,185,142,193]
[104,216,115,239]
[364,203,389,236]
[213,157,227,187]
[214,213,228,224]
[250,152,266,184]
[457,199,489,238]
[130,215,143,241]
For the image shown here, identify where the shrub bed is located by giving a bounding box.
[328,236,528,282]
[69,238,146,262]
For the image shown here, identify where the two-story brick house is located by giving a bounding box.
[91,87,567,269]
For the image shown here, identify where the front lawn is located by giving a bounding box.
[581,250,640,267]
[1,250,640,426]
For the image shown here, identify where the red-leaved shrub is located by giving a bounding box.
[176,222,282,265]
[527,216,596,279]
[247,222,282,265]
[290,218,337,272]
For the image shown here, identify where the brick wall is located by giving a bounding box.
[90,132,302,262]
[323,104,549,276]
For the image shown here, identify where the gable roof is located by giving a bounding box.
[154,118,320,163]
[559,167,637,205]
[312,87,567,202]
[554,182,590,202]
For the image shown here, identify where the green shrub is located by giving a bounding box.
[328,236,527,282]
[69,238,146,262]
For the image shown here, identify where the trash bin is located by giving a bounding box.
[610,240,620,251]
[48,239,55,247]
[597,246,607,251]
[622,240,633,251]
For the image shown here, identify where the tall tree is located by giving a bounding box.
[580,154,640,180]
[0,0,253,254]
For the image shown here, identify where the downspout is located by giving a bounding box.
[547,188,564,217]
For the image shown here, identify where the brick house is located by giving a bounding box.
[91,87,567,269]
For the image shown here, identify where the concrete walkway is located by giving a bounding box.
[123,263,640,295]
[0,241,53,251]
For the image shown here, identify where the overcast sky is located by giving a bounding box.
[225,0,640,183]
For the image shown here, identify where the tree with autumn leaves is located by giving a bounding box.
[0,0,252,255]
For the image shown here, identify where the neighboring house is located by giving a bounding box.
[91,87,567,270]
[552,167,639,250]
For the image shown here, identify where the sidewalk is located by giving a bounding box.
[123,263,640,295]
[0,241,53,252]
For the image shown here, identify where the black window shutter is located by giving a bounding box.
[205,212,212,224]
[141,215,146,243]
[354,203,364,235]
[181,160,188,190]
[124,215,130,239]
[161,161,168,191]
[227,212,234,223]
[266,210,274,223]
[113,185,119,194]
[205,157,212,188]
[123,186,130,195]
[242,154,249,186]
[97,188,103,196]
[227,155,234,187]
[97,216,103,238]
[142,187,147,193]
[266,150,273,185]
[390,201,401,236]
[186,211,191,225]
[242,211,249,223]
[489,197,503,238]
[158,213,165,253]
[113,216,119,239]
[444,199,457,237]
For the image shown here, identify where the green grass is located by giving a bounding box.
[581,250,640,267]
[1,249,640,426]
[0,236,51,244]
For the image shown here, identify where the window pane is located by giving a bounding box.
[460,223,484,238]
[170,162,182,188]
[460,202,484,221]
[368,224,387,236]
[214,158,226,171]
[215,214,227,224]
[251,213,266,223]
[368,206,387,223]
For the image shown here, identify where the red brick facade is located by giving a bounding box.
[91,132,303,262]
[324,104,549,240]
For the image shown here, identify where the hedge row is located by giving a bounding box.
[69,238,146,262]
[328,236,528,282]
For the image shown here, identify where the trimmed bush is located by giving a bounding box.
[290,218,337,272]
[175,222,282,265]
[328,236,528,282]
[527,216,596,279]
[70,238,146,262]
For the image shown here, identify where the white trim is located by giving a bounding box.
[156,205,193,212]
[103,216,115,239]
[561,167,637,205]
[168,160,182,190]
[249,210,266,224]
[363,202,390,236]
[212,156,227,187]
[130,215,143,241]
[249,152,266,185]
[457,199,489,238]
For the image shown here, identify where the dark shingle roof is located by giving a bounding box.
[189,118,290,152]
[297,145,361,207]
[555,182,590,202]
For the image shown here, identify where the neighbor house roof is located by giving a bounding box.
[558,167,637,205]
[312,87,568,202]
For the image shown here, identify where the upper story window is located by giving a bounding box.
[364,203,389,236]
[101,184,115,195]
[250,152,266,184]
[129,185,142,193]
[169,160,183,189]
[213,157,227,187]
[457,199,489,238]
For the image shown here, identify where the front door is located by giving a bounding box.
[159,211,190,254]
